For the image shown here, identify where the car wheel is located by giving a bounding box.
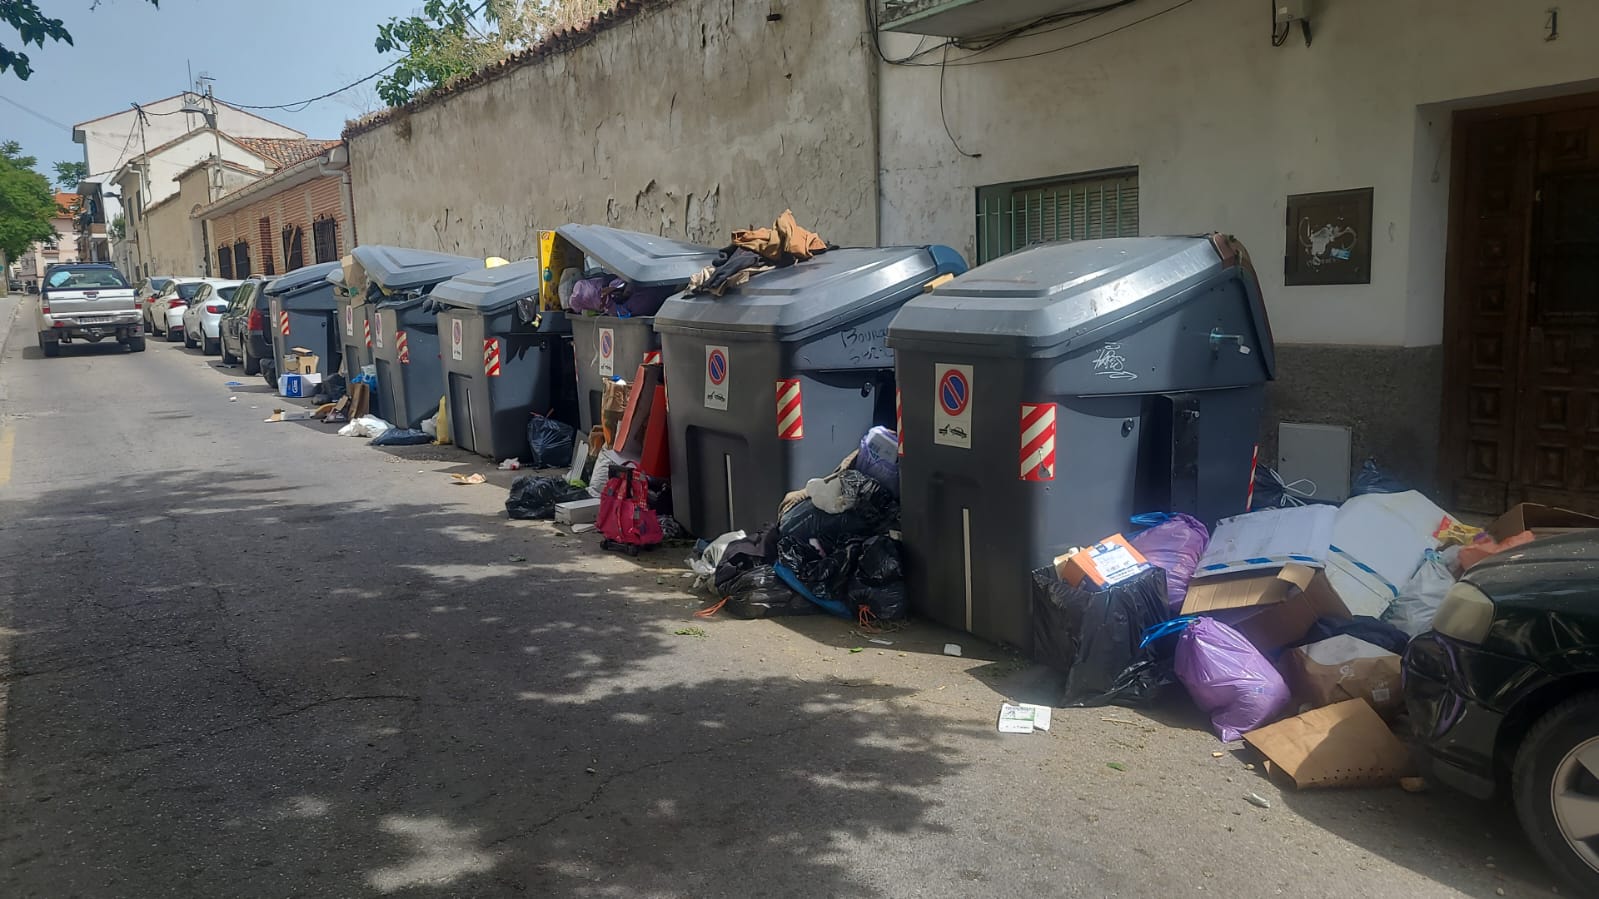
[220,336,237,365]
[203,336,220,355]
[168,326,182,343]
[1514,692,1599,894]
[242,343,260,376]
[127,336,147,353]
[38,333,60,358]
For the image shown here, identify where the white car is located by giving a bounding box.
[136,276,176,336]
[153,277,219,341]
[180,279,242,355]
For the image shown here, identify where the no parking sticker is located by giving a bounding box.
[344,306,354,338]
[598,327,615,377]
[933,363,973,449]
[450,318,464,361]
[374,320,384,350]
[704,345,729,411]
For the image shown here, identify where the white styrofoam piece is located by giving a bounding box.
[555,497,601,525]
[1192,504,1336,578]
[1325,490,1455,618]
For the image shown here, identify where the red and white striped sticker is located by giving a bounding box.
[396,330,410,365]
[483,337,502,377]
[776,379,804,440]
[641,350,662,365]
[363,319,372,349]
[277,310,290,336]
[1019,402,1057,481]
[1246,444,1260,511]
[896,387,904,457]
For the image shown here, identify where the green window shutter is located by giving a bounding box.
[975,168,1139,264]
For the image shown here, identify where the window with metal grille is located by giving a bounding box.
[256,217,275,276]
[282,225,305,272]
[217,247,233,279]
[312,216,339,264]
[233,241,251,279]
[974,167,1139,264]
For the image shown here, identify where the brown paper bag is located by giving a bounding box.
[1242,699,1410,789]
[1276,635,1403,718]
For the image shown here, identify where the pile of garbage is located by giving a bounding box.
[689,426,908,624]
[1030,463,1594,787]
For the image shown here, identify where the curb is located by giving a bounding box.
[0,294,20,362]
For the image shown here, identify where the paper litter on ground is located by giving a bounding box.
[998,703,1052,734]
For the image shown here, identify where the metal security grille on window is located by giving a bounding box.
[312,217,339,264]
[217,248,233,279]
[233,242,251,280]
[976,169,1139,264]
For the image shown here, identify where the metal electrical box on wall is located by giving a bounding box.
[1277,422,1351,503]
[1275,0,1312,24]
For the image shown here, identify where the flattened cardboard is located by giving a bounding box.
[1242,699,1410,789]
[1488,503,1599,542]
[1182,564,1316,614]
[1183,565,1351,652]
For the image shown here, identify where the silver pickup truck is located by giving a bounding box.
[34,263,146,357]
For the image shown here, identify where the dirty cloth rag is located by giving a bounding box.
[732,209,827,264]
[687,248,774,297]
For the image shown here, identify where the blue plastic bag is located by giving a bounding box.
[854,426,900,495]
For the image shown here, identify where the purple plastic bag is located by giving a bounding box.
[1129,513,1210,612]
[1175,617,1291,742]
[570,276,623,315]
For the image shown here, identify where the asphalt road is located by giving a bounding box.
[0,298,1565,898]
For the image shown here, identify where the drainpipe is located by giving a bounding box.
[319,144,357,249]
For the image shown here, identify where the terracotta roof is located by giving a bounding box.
[344,0,672,139]
[53,192,79,213]
[232,138,341,170]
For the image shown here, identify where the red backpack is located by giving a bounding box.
[598,464,663,555]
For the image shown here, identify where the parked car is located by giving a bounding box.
[1404,532,1599,893]
[218,278,274,380]
[180,279,242,355]
[136,276,176,335]
[7,277,21,292]
[151,277,217,341]
[33,263,143,356]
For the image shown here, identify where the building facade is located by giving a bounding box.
[196,144,353,281]
[14,194,81,286]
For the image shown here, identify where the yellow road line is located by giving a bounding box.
[0,423,14,489]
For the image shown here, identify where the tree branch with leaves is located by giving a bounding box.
[1,0,159,81]
[0,140,57,262]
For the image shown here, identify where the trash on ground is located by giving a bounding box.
[998,702,1052,734]
[1400,777,1429,793]
[1242,699,1410,789]
[554,497,600,525]
[1032,565,1173,708]
[943,643,962,657]
[224,380,244,387]
[506,475,589,520]
[1245,793,1272,809]
[450,473,487,485]
[1054,533,1151,589]
[1129,512,1211,612]
[229,396,238,403]
[527,413,577,468]
[338,414,393,438]
[372,428,433,446]
[1277,634,1402,718]
[1174,616,1291,743]
[264,409,309,422]
[869,638,893,646]
[499,458,522,470]
[1381,548,1454,637]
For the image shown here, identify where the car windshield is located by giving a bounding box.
[176,283,206,300]
[47,269,129,289]
[217,286,239,301]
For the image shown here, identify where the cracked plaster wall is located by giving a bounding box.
[348,0,877,258]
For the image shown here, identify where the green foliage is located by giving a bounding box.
[52,160,86,190]
[110,212,125,243]
[1,0,158,81]
[0,140,57,262]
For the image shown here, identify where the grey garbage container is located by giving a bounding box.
[355,246,482,428]
[887,234,1276,651]
[265,261,342,385]
[558,224,717,434]
[429,259,575,461]
[329,269,375,393]
[655,245,967,539]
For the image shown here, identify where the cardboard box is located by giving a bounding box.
[1276,635,1402,718]
[1182,564,1351,652]
[1242,699,1411,789]
[1488,503,1599,542]
[554,497,601,525]
[1053,534,1151,589]
[279,374,307,398]
[282,347,320,375]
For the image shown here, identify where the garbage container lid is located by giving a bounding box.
[555,224,717,288]
[654,246,956,342]
[429,258,543,314]
[351,245,483,292]
[889,236,1268,357]
[265,261,341,298]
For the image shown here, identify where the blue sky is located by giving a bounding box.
[0,0,415,177]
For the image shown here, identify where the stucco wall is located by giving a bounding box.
[348,0,877,258]
[876,0,1599,349]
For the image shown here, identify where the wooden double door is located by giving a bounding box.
[1446,96,1599,514]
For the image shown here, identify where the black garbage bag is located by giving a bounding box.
[505,475,588,520]
[713,527,782,594]
[526,414,576,468]
[777,535,861,603]
[1251,465,1338,509]
[1294,615,1411,656]
[723,565,818,619]
[371,428,432,446]
[1031,566,1173,707]
[847,577,907,621]
[778,476,899,544]
[856,536,903,586]
[1351,458,1409,496]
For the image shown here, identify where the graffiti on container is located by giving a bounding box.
[841,326,890,364]
[1092,343,1139,381]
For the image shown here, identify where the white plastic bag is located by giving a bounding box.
[689,530,748,579]
[1382,549,1455,637]
[342,414,394,439]
[420,415,438,438]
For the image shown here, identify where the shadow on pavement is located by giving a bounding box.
[0,471,971,898]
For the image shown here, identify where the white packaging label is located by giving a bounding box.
[933,363,973,449]
[704,345,729,411]
[344,306,354,337]
[1092,543,1145,585]
[374,320,384,350]
[450,318,463,362]
[598,327,615,377]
